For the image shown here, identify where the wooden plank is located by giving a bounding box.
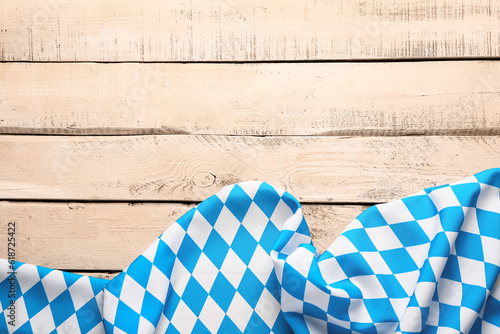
[0,0,499,61]
[0,201,366,270]
[70,272,119,280]
[0,135,499,203]
[1,62,500,136]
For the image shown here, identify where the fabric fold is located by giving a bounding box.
[2,169,500,333]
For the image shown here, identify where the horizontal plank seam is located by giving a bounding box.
[0,199,378,206]
[3,131,500,137]
[1,57,500,65]
[3,130,500,137]
[67,270,121,274]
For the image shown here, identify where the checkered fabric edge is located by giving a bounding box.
[0,260,108,333]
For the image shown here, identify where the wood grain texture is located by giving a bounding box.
[70,272,119,280]
[0,201,365,270]
[0,0,499,61]
[1,62,500,136]
[0,135,499,203]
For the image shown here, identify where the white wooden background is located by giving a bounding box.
[1,0,500,279]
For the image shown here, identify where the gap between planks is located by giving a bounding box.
[3,57,500,64]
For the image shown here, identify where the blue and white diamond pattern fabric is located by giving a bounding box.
[270,168,500,334]
[0,260,108,333]
[1,169,500,333]
[102,181,296,333]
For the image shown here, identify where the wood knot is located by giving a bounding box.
[192,172,216,188]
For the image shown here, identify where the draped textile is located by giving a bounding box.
[2,169,500,333]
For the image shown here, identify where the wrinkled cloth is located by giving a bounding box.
[1,169,500,333]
